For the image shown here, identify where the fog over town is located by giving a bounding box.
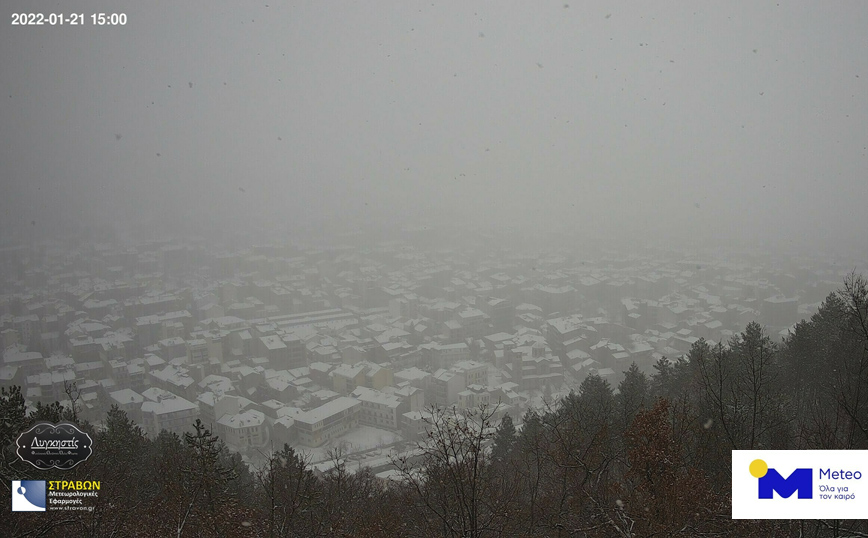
[2,1,868,536]
[3,1,868,251]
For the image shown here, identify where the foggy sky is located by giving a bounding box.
[1,1,866,253]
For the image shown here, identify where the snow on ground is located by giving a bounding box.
[299,425,403,464]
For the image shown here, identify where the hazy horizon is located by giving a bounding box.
[2,1,867,255]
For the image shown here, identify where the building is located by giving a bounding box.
[424,342,470,369]
[456,308,489,337]
[108,388,144,424]
[330,361,393,394]
[134,310,193,349]
[263,309,358,332]
[217,408,268,451]
[292,396,361,447]
[533,285,578,316]
[140,387,199,437]
[457,385,490,410]
[186,339,209,364]
[352,386,404,431]
[401,411,429,441]
[452,360,488,387]
[429,369,465,407]
[477,296,515,333]
[503,344,564,390]
[546,315,591,359]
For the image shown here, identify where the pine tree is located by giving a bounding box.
[491,413,516,465]
[257,443,320,537]
[0,386,28,484]
[177,420,239,537]
[616,362,649,436]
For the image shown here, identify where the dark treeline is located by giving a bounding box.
[2,274,867,537]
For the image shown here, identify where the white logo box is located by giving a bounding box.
[732,450,868,519]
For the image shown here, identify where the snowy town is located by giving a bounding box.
[0,235,850,475]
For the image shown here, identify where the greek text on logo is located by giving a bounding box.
[733,450,868,519]
[15,422,93,470]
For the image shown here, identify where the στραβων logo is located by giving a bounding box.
[12,480,46,511]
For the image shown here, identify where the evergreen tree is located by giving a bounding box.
[82,406,152,537]
[257,443,320,538]
[616,362,649,436]
[0,385,28,484]
[0,385,26,448]
[182,419,239,535]
[490,412,516,465]
[30,400,69,424]
[651,354,692,402]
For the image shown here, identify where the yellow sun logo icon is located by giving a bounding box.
[749,459,768,479]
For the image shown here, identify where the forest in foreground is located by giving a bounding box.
[2,274,868,538]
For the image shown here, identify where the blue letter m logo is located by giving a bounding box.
[758,468,812,499]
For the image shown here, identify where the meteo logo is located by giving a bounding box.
[733,450,868,519]
[749,459,812,499]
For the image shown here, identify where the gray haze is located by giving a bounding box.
[2,1,867,253]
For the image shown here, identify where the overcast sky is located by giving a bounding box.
[1,1,866,253]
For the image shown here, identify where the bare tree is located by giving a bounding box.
[834,272,868,446]
[840,271,868,344]
[63,380,81,424]
[393,404,511,538]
